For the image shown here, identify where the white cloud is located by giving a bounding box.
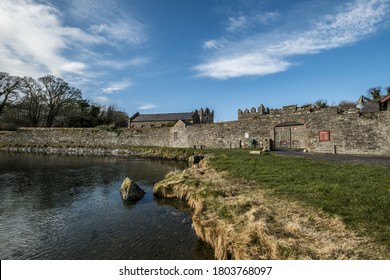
[203,39,227,50]
[0,0,102,78]
[94,96,110,104]
[138,104,157,110]
[256,11,280,24]
[60,62,87,74]
[102,79,133,93]
[195,54,290,80]
[68,0,115,22]
[226,15,247,32]
[225,11,280,33]
[89,21,146,46]
[195,0,389,79]
[97,56,151,70]
[70,0,147,46]
[126,57,152,66]
[0,0,147,86]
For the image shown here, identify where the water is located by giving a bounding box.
[0,151,213,260]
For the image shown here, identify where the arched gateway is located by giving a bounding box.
[274,121,306,150]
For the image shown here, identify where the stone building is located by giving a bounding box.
[356,93,390,112]
[128,108,214,128]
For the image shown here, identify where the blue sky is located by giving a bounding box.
[1,0,390,121]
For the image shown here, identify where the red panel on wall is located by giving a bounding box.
[319,130,330,142]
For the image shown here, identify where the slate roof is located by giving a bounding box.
[131,112,193,122]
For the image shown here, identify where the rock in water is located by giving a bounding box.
[120,177,145,201]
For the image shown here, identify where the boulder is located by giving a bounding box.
[119,177,145,201]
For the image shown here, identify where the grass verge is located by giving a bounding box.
[208,150,390,250]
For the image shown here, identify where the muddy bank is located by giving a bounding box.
[153,160,387,260]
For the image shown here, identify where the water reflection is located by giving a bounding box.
[0,151,213,260]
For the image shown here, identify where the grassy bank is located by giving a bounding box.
[208,150,390,249]
[154,150,389,259]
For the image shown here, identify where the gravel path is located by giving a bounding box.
[272,150,390,167]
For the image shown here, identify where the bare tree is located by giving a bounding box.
[314,99,328,108]
[38,75,82,127]
[20,77,45,126]
[0,72,20,116]
[337,100,356,111]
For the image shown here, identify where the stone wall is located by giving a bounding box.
[1,108,389,156]
[129,120,177,129]
[169,108,390,155]
[0,127,171,148]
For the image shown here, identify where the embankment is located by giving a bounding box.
[154,159,387,260]
[0,143,195,161]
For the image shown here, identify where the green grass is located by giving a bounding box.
[208,150,390,248]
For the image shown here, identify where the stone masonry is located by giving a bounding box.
[1,105,389,156]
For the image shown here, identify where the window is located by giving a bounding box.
[173,132,178,141]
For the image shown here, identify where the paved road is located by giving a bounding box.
[272,150,390,167]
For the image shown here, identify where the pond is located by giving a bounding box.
[0,151,213,260]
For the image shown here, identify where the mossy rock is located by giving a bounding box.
[119,177,145,201]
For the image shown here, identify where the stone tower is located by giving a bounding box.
[199,107,214,124]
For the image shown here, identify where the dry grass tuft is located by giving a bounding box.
[153,159,388,260]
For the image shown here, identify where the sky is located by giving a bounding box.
[1,0,390,121]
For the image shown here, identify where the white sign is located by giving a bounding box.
[245,133,249,139]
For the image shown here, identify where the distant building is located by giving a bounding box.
[356,94,390,112]
[356,95,379,112]
[128,108,214,128]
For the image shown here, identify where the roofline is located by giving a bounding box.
[379,94,390,103]
[129,112,140,120]
[275,121,304,127]
[130,112,194,122]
